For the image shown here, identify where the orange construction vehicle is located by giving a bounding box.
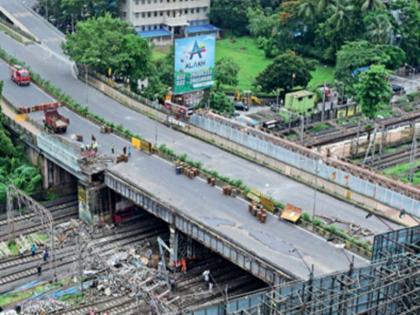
[18,102,69,133]
[10,65,30,86]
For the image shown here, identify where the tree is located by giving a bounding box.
[247,8,278,38]
[36,0,119,32]
[359,0,384,11]
[209,90,235,115]
[378,45,406,70]
[364,12,393,44]
[335,41,390,87]
[215,58,240,89]
[63,14,152,87]
[393,0,420,66]
[255,51,315,93]
[0,81,16,158]
[355,65,392,120]
[209,0,257,35]
[296,0,318,21]
[315,0,359,61]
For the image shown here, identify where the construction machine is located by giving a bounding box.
[234,90,262,106]
[18,102,69,133]
[10,65,30,86]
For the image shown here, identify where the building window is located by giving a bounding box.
[142,12,145,17]
[184,9,188,14]
[154,12,157,17]
[148,12,151,17]
[160,11,163,16]
[135,12,140,18]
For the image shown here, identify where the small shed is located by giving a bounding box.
[285,90,316,114]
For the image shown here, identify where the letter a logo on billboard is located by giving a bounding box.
[189,40,206,59]
[174,35,216,94]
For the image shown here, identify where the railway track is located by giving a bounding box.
[0,216,167,294]
[52,256,266,315]
[306,110,420,147]
[0,199,79,242]
[364,149,420,170]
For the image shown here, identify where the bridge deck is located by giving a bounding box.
[109,155,368,280]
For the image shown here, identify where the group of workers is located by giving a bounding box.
[18,243,50,277]
[78,134,135,162]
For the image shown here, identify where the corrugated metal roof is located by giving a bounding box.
[137,28,171,38]
[186,24,218,34]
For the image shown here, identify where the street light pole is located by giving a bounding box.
[45,0,48,21]
[312,160,322,229]
[84,64,89,105]
[321,82,326,121]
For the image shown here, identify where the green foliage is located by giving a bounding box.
[0,80,42,201]
[377,45,407,70]
[36,0,119,32]
[363,11,393,44]
[255,51,315,93]
[335,41,405,93]
[391,0,420,66]
[63,14,152,84]
[355,65,392,120]
[247,7,278,38]
[209,0,257,35]
[209,90,235,115]
[215,57,240,89]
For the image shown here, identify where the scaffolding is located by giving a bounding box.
[188,226,420,315]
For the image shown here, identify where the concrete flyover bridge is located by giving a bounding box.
[104,153,368,285]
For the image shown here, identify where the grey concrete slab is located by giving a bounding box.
[0,31,401,238]
[110,156,369,280]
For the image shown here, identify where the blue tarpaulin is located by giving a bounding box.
[352,66,370,77]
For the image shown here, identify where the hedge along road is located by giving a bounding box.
[0,31,401,236]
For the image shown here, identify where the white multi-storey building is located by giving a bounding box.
[120,0,218,45]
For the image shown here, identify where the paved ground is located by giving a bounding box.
[0,0,65,57]
[391,74,420,95]
[0,31,402,237]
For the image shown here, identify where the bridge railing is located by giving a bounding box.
[190,112,420,217]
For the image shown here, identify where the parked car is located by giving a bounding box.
[391,84,405,95]
[234,101,249,111]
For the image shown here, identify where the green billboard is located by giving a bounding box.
[174,34,216,94]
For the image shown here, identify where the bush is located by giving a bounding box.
[302,212,311,222]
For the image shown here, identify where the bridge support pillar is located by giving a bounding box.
[42,157,75,190]
[78,182,108,225]
[169,226,179,268]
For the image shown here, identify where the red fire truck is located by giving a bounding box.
[10,65,30,86]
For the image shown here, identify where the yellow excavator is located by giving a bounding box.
[234,90,262,106]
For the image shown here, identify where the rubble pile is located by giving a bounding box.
[21,299,67,314]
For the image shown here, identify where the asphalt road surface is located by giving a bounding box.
[0,18,401,237]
